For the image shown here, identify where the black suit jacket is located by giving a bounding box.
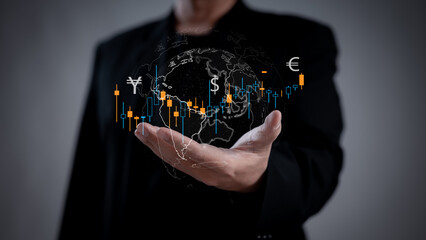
[59,1,343,239]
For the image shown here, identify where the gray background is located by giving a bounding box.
[1,0,425,239]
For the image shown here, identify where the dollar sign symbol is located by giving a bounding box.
[210,75,219,95]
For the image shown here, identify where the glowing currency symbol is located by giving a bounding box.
[286,57,300,72]
[126,76,142,94]
[210,75,219,95]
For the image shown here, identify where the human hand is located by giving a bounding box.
[135,110,282,193]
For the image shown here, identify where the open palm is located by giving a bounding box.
[135,110,282,192]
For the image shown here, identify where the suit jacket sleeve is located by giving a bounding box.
[59,44,107,239]
[254,25,344,231]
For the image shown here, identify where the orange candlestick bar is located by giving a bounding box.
[187,99,192,118]
[193,97,199,111]
[167,97,172,128]
[299,73,304,90]
[259,81,265,97]
[114,84,120,122]
[160,90,166,105]
[227,83,232,107]
[200,101,205,115]
[127,106,133,132]
[134,116,139,128]
[173,106,179,127]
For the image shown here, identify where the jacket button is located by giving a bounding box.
[257,234,272,238]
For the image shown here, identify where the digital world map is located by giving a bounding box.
[114,32,305,177]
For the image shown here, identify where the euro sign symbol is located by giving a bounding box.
[210,75,219,95]
[286,57,300,72]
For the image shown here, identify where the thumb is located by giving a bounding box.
[231,110,282,150]
[259,110,282,143]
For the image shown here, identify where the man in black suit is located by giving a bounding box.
[59,0,343,239]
